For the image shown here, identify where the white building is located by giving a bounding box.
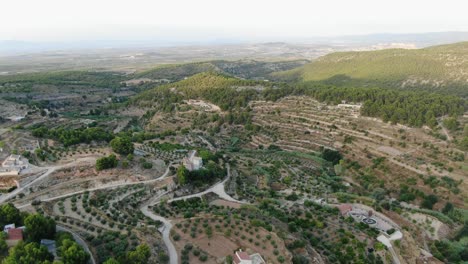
[182,150,203,171]
[3,224,15,233]
[233,251,266,264]
[6,116,25,122]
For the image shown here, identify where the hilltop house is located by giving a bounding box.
[183,150,203,171]
[338,204,353,216]
[233,250,266,264]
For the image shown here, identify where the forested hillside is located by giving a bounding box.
[275,42,468,97]
[133,71,271,111]
[134,71,466,127]
[0,70,125,89]
[135,60,308,81]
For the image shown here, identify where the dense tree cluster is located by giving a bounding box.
[2,241,53,264]
[96,154,118,171]
[0,205,89,264]
[431,224,468,263]
[110,137,134,155]
[101,244,151,264]
[279,42,468,97]
[177,161,225,186]
[134,72,270,111]
[24,214,56,242]
[0,71,125,89]
[321,148,343,165]
[135,72,465,128]
[0,204,24,227]
[32,126,114,147]
[263,84,466,127]
[58,238,90,264]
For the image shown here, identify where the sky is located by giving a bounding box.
[2,0,468,42]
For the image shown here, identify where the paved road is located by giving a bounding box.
[56,225,96,264]
[140,192,177,264]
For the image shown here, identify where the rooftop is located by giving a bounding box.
[7,228,23,241]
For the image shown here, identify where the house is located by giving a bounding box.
[6,116,25,122]
[338,204,353,216]
[234,251,252,264]
[6,228,23,247]
[3,223,15,233]
[41,239,57,257]
[183,150,203,171]
[233,251,266,264]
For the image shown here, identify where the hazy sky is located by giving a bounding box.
[2,0,468,42]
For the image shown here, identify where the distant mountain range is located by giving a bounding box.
[2,31,468,56]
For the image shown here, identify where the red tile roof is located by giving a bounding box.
[234,254,241,264]
[7,228,23,241]
[338,204,353,215]
[237,251,250,260]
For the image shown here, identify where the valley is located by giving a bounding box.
[0,44,467,264]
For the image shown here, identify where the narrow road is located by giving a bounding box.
[198,135,215,151]
[56,225,96,264]
[169,164,245,204]
[377,234,401,264]
[16,162,173,209]
[139,163,244,264]
[140,192,177,264]
[0,157,97,204]
[438,119,452,141]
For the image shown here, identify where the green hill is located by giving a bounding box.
[133,71,270,111]
[136,59,307,81]
[275,42,468,97]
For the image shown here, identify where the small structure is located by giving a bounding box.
[183,150,203,171]
[234,251,252,264]
[338,204,353,216]
[3,155,23,167]
[6,228,23,247]
[3,224,15,233]
[41,239,57,257]
[233,251,266,264]
[0,154,28,176]
[6,116,25,122]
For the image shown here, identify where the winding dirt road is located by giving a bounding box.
[0,157,97,204]
[140,163,245,264]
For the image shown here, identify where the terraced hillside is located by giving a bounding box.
[276,42,468,97]
[249,97,467,207]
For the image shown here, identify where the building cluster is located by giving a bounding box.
[3,223,57,256]
[0,154,28,176]
[182,150,203,171]
[3,223,25,247]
